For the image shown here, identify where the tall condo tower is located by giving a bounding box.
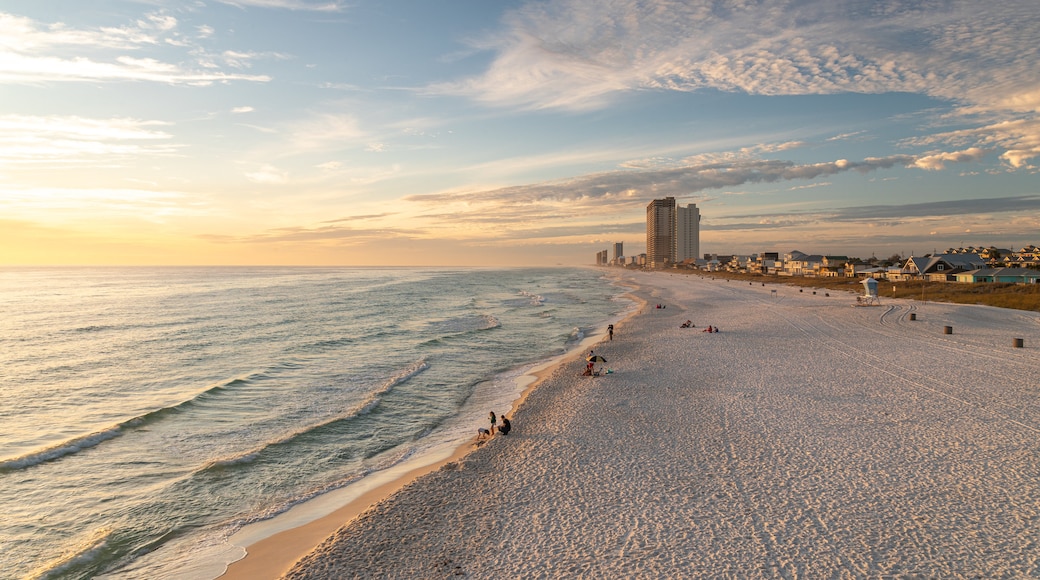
[646,197,676,268]
[613,242,624,263]
[676,203,701,262]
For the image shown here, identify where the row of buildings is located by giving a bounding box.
[594,200,1039,283]
[701,249,1040,284]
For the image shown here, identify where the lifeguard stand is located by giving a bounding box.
[857,277,880,306]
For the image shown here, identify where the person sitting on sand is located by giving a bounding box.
[680,320,692,328]
[703,325,713,333]
[499,416,511,435]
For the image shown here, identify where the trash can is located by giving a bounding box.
[943,326,952,335]
[1014,338,1024,348]
[909,313,916,320]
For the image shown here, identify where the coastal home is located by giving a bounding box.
[755,252,781,275]
[902,254,987,281]
[779,253,848,277]
[724,255,754,272]
[818,256,851,277]
[978,247,1013,266]
[850,264,888,278]
[955,268,1040,284]
[1004,245,1040,269]
[780,251,815,276]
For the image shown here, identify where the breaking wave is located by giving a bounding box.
[0,374,259,472]
[197,359,430,473]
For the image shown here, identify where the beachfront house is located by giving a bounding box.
[902,254,987,281]
[779,251,811,276]
[955,268,1040,284]
[818,256,850,277]
[1004,245,1040,269]
[754,252,782,275]
[779,252,848,277]
[849,264,888,278]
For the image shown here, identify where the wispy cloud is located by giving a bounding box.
[214,0,344,11]
[434,0,1040,167]
[720,195,1040,224]
[244,164,289,184]
[0,114,177,165]
[285,113,367,152]
[405,155,925,209]
[0,11,271,85]
[440,0,1039,110]
[0,186,204,223]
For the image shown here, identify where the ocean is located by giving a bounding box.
[0,266,630,580]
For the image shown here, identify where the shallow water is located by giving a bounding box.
[0,266,628,579]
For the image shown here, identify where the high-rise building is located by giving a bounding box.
[646,197,676,268]
[612,242,624,263]
[676,203,701,263]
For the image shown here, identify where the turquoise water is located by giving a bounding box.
[0,267,628,579]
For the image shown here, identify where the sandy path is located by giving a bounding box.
[280,272,1040,579]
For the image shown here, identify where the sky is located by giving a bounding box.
[2,0,1039,266]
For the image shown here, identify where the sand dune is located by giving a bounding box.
[267,271,1040,578]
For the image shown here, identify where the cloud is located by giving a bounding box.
[904,118,1040,169]
[404,155,921,209]
[0,11,271,85]
[828,195,1040,222]
[702,195,1040,257]
[432,0,1040,170]
[0,186,202,223]
[286,113,367,151]
[244,164,289,184]
[393,145,1007,245]
[0,114,177,164]
[441,0,1039,109]
[913,147,988,171]
[200,222,423,245]
[231,106,255,114]
[214,0,344,11]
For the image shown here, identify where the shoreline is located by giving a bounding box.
[220,275,642,579]
[276,271,1040,578]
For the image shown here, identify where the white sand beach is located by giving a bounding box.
[230,271,1040,578]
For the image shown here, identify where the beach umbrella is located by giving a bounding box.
[587,355,607,362]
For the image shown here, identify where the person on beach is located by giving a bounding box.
[489,411,497,435]
[499,416,511,435]
[477,428,490,440]
[608,324,614,340]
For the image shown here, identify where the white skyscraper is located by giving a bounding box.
[676,203,701,262]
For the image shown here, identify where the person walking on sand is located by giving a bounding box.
[608,324,614,340]
[489,411,497,435]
